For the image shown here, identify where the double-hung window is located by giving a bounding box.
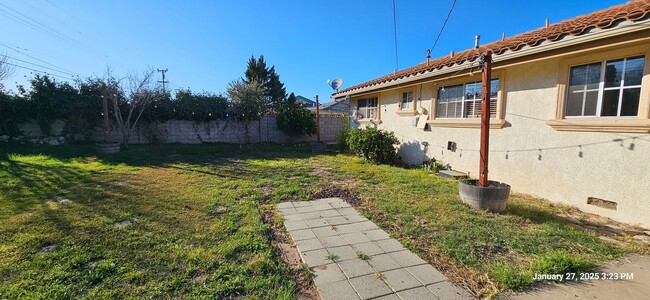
[357,97,378,120]
[436,79,499,119]
[566,56,644,117]
[401,91,414,110]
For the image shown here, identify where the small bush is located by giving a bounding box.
[336,118,351,152]
[346,127,399,164]
[336,128,350,152]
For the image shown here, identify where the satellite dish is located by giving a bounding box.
[327,78,344,92]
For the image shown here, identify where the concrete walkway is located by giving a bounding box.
[277,198,471,300]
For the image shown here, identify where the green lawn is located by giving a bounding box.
[0,143,645,299]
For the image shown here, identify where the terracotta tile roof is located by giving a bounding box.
[335,0,650,96]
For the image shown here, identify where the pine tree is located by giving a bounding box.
[266,66,287,111]
[243,55,287,113]
[243,55,269,86]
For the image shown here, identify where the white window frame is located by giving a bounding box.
[436,79,499,119]
[565,55,644,118]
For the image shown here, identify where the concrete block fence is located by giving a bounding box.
[9,115,347,145]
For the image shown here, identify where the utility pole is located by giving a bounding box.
[157,68,169,92]
[101,83,111,143]
[479,52,492,187]
[315,95,321,143]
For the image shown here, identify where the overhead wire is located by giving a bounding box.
[429,0,458,54]
[392,0,399,73]
[5,55,78,77]
[0,3,107,59]
[0,42,76,74]
[4,61,76,82]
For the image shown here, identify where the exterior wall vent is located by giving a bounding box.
[587,197,617,210]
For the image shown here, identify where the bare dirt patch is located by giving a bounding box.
[114,220,132,228]
[260,205,319,300]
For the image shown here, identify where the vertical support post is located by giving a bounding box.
[101,83,111,143]
[479,52,492,187]
[316,95,321,143]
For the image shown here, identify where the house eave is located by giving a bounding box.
[333,19,650,100]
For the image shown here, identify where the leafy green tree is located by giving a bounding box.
[28,75,79,135]
[227,79,264,147]
[276,92,316,136]
[0,92,29,136]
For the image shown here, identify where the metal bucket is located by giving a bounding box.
[459,180,511,212]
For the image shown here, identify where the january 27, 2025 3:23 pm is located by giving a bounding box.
[533,272,634,281]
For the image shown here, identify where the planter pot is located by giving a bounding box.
[96,142,121,154]
[459,179,511,212]
[310,142,327,154]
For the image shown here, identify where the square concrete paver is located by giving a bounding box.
[367,253,402,272]
[291,228,316,241]
[388,250,428,267]
[397,286,440,300]
[406,264,447,285]
[327,245,358,261]
[352,241,385,257]
[375,238,405,253]
[333,224,359,234]
[284,220,310,231]
[352,220,380,232]
[427,281,472,300]
[279,198,470,300]
[301,248,331,266]
[341,232,372,245]
[318,279,361,300]
[381,268,423,291]
[306,218,330,228]
[295,238,325,252]
[365,229,391,241]
[312,263,347,286]
[349,274,394,299]
[337,258,374,278]
[320,235,349,248]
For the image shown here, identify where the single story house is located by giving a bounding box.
[310,100,351,116]
[333,1,650,227]
[296,95,317,108]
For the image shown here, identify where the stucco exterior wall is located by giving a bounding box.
[352,56,650,228]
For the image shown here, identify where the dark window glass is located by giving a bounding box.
[620,88,641,116]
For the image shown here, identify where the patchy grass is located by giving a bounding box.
[0,143,318,299]
[313,154,647,298]
[0,143,646,299]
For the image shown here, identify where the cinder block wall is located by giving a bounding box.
[14,115,347,144]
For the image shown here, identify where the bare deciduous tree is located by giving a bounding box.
[105,68,161,148]
[0,54,15,90]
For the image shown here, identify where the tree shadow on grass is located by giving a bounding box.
[506,200,564,225]
[0,142,329,169]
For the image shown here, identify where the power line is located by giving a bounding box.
[0,42,76,74]
[4,62,75,81]
[392,0,399,73]
[5,55,78,77]
[0,3,107,59]
[430,0,458,53]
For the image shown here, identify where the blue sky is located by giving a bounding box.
[0,0,624,102]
